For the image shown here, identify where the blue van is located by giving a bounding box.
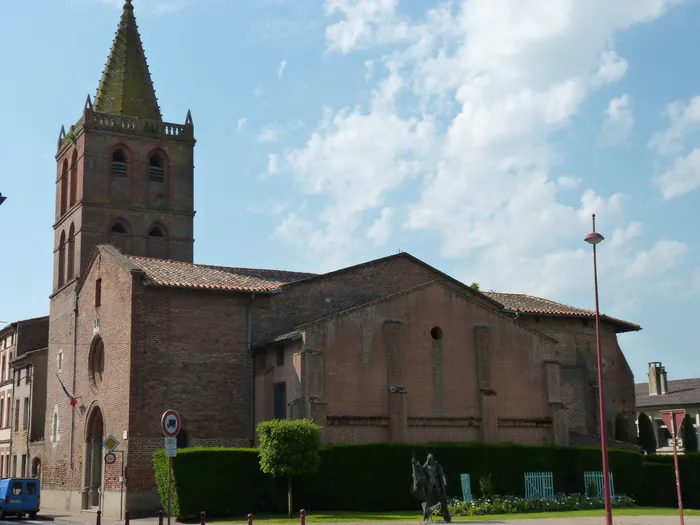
[0,478,40,519]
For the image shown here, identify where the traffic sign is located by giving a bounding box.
[165,437,177,458]
[103,435,120,452]
[660,409,686,438]
[161,409,181,438]
[104,452,116,465]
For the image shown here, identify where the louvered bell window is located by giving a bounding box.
[111,150,128,177]
[149,154,164,182]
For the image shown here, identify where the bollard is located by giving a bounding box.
[125,511,130,525]
[200,511,206,525]
[158,511,164,525]
[300,509,306,525]
[247,514,254,525]
[96,510,102,525]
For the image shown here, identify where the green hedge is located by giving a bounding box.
[641,453,700,509]
[638,462,676,508]
[153,442,644,519]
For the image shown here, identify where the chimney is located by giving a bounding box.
[648,362,667,396]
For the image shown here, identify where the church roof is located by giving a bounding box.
[128,256,316,293]
[93,0,163,121]
[482,292,640,333]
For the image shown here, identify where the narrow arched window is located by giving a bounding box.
[149,227,164,238]
[110,223,127,234]
[67,223,75,280]
[57,232,66,288]
[69,150,78,207]
[59,161,68,217]
[149,154,164,182]
[111,149,127,177]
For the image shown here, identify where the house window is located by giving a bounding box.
[149,154,165,181]
[15,371,20,387]
[276,347,284,367]
[0,399,5,428]
[111,149,128,177]
[22,397,29,430]
[14,399,19,431]
[20,455,26,477]
[110,223,127,234]
[95,279,102,308]
[149,227,164,237]
[273,382,287,420]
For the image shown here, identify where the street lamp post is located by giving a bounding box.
[584,213,613,525]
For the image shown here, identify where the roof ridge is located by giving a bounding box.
[127,255,315,276]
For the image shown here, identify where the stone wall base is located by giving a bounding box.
[41,490,160,520]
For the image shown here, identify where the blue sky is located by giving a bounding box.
[2,0,700,383]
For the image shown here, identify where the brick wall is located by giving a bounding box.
[253,254,495,345]
[128,285,253,497]
[515,316,636,440]
[256,282,562,446]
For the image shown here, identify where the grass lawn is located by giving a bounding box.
[212,507,700,523]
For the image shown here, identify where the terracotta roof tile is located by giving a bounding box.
[128,256,316,293]
[482,292,641,333]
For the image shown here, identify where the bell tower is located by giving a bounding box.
[52,0,196,292]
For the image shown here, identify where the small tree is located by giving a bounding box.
[682,414,698,453]
[257,418,322,518]
[637,413,656,454]
[469,282,480,291]
[614,413,630,442]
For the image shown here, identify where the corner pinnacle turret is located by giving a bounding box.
[92,0,163,121]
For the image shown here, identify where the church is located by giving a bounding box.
[41,0,641,518]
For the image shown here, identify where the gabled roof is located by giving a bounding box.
[482,292,641,333]
[635,379,700,408]
[129,256,316,293]
[257,280,559,349]
[93,0,162,121]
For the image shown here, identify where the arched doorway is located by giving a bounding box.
[31,458,41,480]
[82,407,104,510]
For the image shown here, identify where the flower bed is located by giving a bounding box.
[446,494,636,516]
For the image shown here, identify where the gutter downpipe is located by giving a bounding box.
[70,288,79,470]
[248,293,255,448]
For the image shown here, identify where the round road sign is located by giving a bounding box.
[161,409,181,438]
[104,452,116,465]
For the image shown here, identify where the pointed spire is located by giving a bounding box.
[185,109,193,126]
[93,0,163,121]
[85,94,93,110]
[57,125,66,150]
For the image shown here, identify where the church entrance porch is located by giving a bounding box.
[82,407,104,511]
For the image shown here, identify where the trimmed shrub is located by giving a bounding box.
[638,462,676,508]
[153,442,645,519]
[614,413,630,442]
[644,453,700,509]
[682,415,698,453]
[637,413,656,454]
[153,448,280,520]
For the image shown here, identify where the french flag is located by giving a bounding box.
[57,374,79,407]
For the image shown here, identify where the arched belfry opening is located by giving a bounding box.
[82,406,105,510]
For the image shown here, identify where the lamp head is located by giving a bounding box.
[585,232,604,245]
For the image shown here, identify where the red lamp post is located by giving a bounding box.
[584,213,613,525]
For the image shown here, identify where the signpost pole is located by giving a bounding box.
[167,457,172,525]
[671,416,685,525]
[661,410,686,525]
[162,409,181,525]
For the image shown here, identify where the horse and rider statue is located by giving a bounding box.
[410,454,452,523]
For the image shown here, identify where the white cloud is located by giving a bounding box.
[598,94,634,146]
[272,0,689,308]
[267,153,280,175]
[650,94,700,199]
[367,208,395,246]
[655,148,700,199]
[650,95,700,156]
[236,118,247,134]
[257,124,283,143]
[277,60,288,79]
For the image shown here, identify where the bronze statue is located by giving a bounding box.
[410,454,451,522]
